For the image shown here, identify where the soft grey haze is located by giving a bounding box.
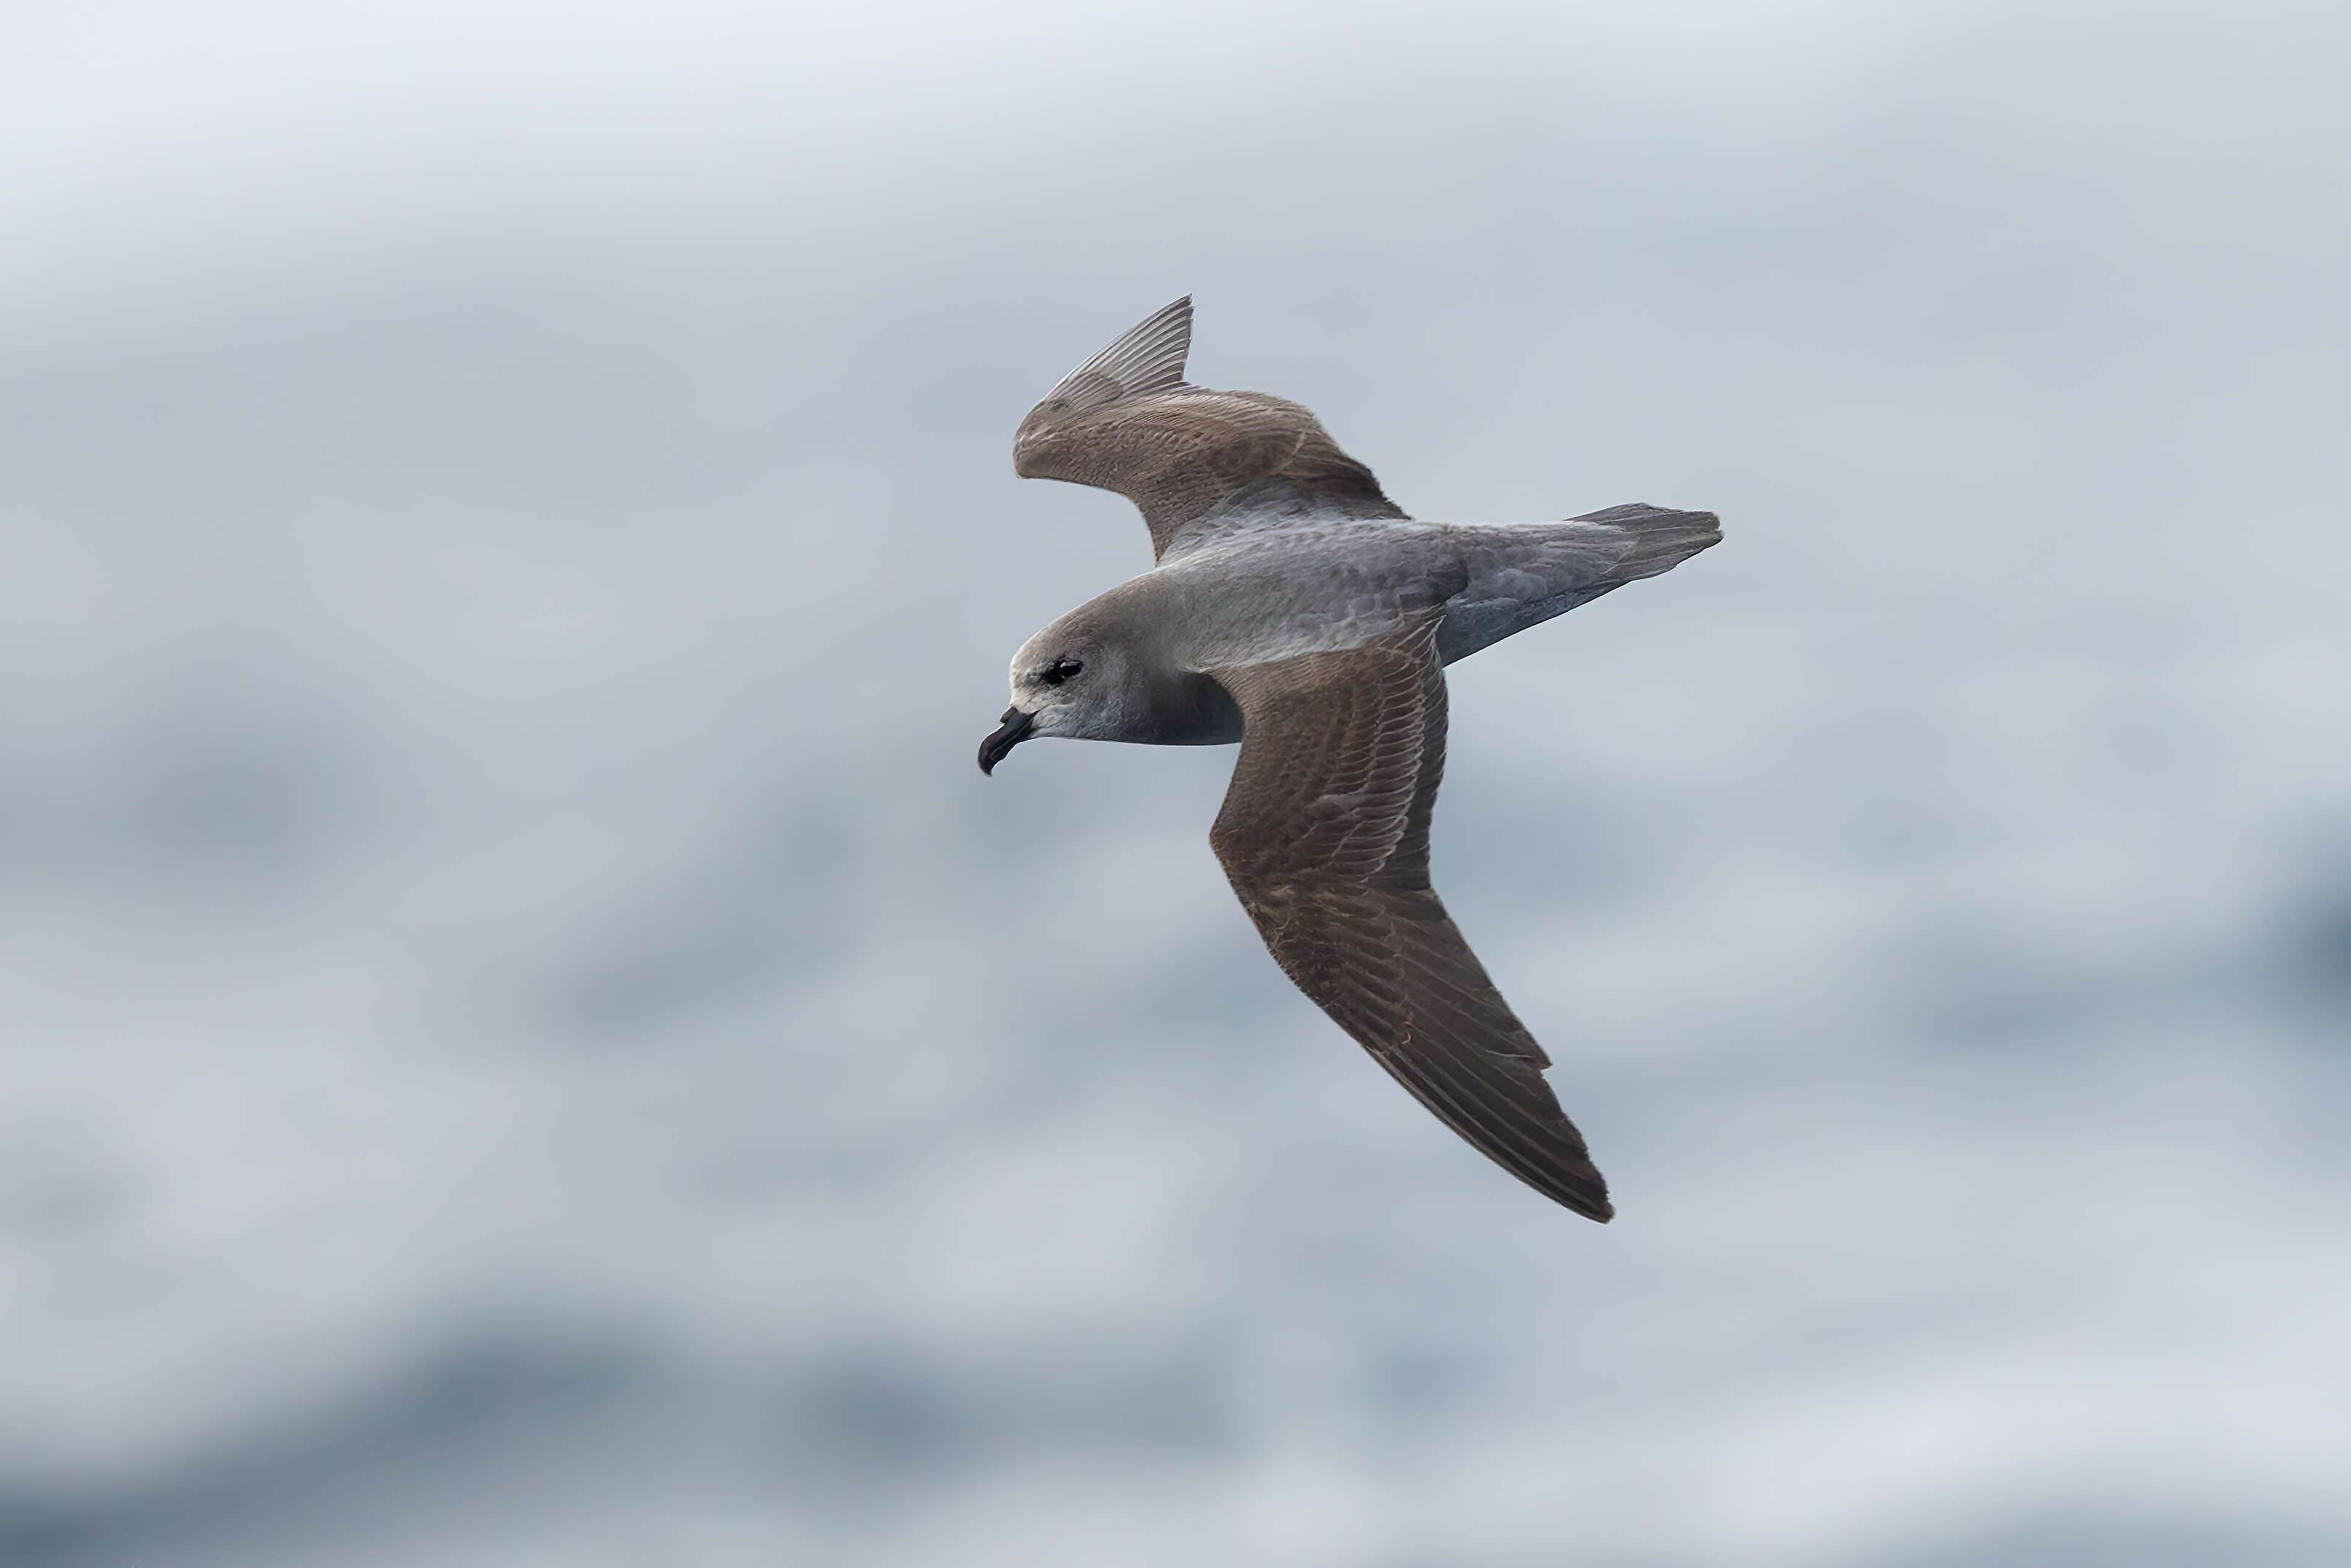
[4,3,2347,1566]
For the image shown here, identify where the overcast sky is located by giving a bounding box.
[3,4,2347,1565]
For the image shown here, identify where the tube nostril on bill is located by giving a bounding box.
[977,706,1033,774]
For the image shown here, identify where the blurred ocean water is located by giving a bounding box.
[2,3,2347,1564]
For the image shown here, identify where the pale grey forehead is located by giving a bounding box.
[1008,624,1066,678]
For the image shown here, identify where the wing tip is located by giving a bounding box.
[1044,296,1196,406]
[1523,1160,1613,1222]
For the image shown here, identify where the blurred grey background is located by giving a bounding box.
[4,2,2348,1564]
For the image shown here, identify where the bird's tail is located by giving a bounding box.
[1438,502,1722,662]
[1572,502,1724,581]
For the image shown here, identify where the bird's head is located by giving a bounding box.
[977,616,1136,774]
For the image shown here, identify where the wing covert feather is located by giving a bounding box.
[1014,299,1404,559]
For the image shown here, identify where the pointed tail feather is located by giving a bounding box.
[1438,503,1721,662]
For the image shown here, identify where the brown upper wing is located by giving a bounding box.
[1014,298,1405,559]
[1207,619,1613,1220]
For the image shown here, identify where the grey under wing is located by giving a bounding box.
[1207,619,1614,1220]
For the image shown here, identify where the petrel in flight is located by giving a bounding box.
[979,298,1719,1220]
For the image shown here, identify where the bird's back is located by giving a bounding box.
[1140,503,1719,672]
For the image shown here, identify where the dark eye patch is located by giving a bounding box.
[1040,657,1084,687]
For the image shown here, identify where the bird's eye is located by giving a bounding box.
[1040,657,1083,687]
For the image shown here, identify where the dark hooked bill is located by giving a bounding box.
[976,706,1033,775]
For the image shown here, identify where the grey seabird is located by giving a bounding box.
[979,298,1719,1221]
